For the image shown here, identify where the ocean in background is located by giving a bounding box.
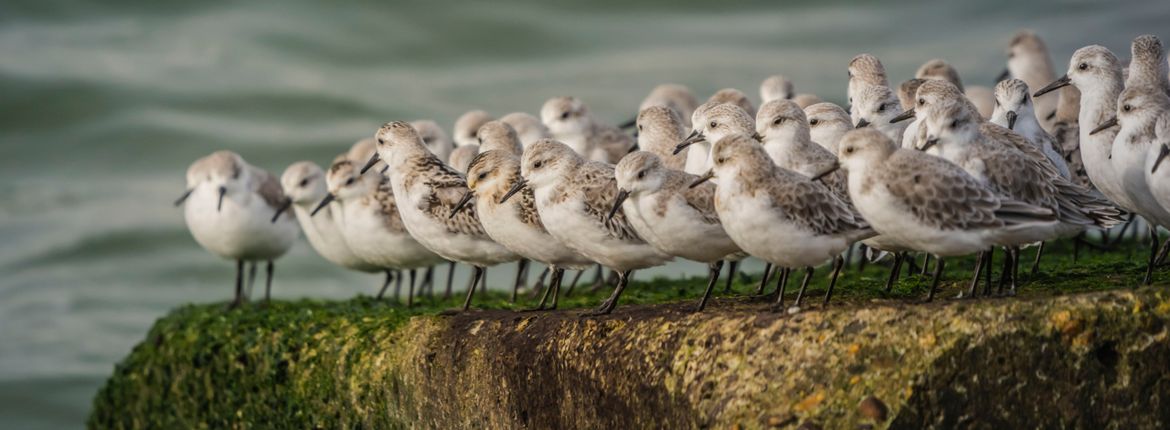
[1,0,1167,427]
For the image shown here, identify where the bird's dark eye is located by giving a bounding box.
[477,137,483,145]
[533,161,544,169]
[1123,104,1132,112]
[423,136,433,144]
[709,121,717,128]
[877,103,886,112]
[845,147,854,154]
[716,157,726,164]
[470,131,477,139]
[637,170,646,179]
[809,119,820,126]
[345,178,355,186]
[637,124,643,131]
[918,98,925,106]
[772,117,784,125]
[950,119,960,129]
[1078,62,1088,71]
[560,111,570,120]
[477,172,487,180]
[377,138,385,145]
[299,179,310,187]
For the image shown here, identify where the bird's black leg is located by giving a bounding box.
[792,267,814,308]
[459,266,483,311]
[884,252,904,293]
[1030,242,1046,277]
[230,259,245,309]
[926,257,946,302]
[857,244,869,272]
[1144,225,1159,285]
[264,260,274,304]
[756,263,773,295]
[444,261,456,299]
[823,256,844,306]
[407,269,417,307]
[696,261,724,312]
[722,260,738,294]
[479,267,488,297]
[565,270,584,297]
[246,262,258,300]
[772,267,790,309]
[1009,247,1021,295]
[583,270,632,316]
[548,268,564,310]
[983,247,995,297]
[530,266,550,299]
[965,250,986,299]
[377,270,393,300]
[921,254,932,275]
[512,259,529,303]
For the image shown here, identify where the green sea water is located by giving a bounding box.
[1,0,1167,428]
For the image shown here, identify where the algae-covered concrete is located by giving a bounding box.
[90,289,1170,429]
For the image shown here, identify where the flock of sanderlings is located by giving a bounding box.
[176,30,1170,315]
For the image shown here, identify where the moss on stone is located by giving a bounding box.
[90,245,1170,429]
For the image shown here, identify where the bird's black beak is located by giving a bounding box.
[271,198,292,223]
[618,117,637,130]
[690,170,714,188]
[920,137,939,152]
[310,193,335,217]
[1033,75,1070,98]
[608,189,630,221]
[450,191,474,218]
[217,186,227,212]
[890,108,915,123]
[359,153,381,174]
[1089,117,1118,135]
[673,129,704,155]
[996,68,1010,82]
[1006,111,1018,130]
[380,165,389,175]
[855,118,870,128]
[174,188,193,207]
[811,162,839,182]
[499,178,526,204]
[1153,144,1170,174]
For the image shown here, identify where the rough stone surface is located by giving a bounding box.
[90,288,1170,429]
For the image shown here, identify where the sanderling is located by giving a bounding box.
[1034,45,1132,213]
[612,151,743,311]
[179,150,298,306]
[755,100,848,199]
[990,78,1072,179]
[760,75,795,103]
[410,120,456,165]
[678,101,720,175]
[675,102,757,175]
[706,88,756,116]
[505,139,671,315]
[921,89,1122,291]
[898,79,927,112]
[1146,114,1170,227]
[500,112,552,149]
[457,149,592,309]
[847,53,888,107]
[635,106,689,171]
[1123,35,1170,95]
[278,161,389,292]
[314,159,443,305]
[621,83,700,129]
[916,59,965,91]
[540,96,634,164]
[448,110,494,173]
[1003,30,1060,131]
[476,120,543,297]
[695,133,874,309]
[365,121,519,311]
[834,128,1057,300]
[851,85,909,144]
[1109,86,1170,282]
[1051,85,1091,188]
[803,102,853,155]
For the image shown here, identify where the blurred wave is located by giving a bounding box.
[1,0,1167,427]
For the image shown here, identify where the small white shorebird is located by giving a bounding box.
[759,74,795,104]
[503,139,671,315]
[476,120,544,299]
[178,150,298,306]
[455,148,593,310]
[990,79,1071,179]
[914,58,994,119]
[635,105,689,171]
[834,128,1058,300]
[620,83,701,129]
[674,102,758,176]
[1108,89,1170,283]
[847,53,888,107]
[500,112,552,149]
[314,159,444,305]
[449,110,494,173]
[364,121,519,311]
[1147,114,1170,223]
[540,96,635,164]
[278,161,390,294]
[693,134,874,309]
[803,102,853,155]
[755,100,847,200]
[1002,30,1061,131]
[611,151,743,311]
[850,85,909,144]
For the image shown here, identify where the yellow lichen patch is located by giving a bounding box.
[850,375,861,385]
[793,390,826,413]
[918,333,936,349]
[847,343,861,356]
